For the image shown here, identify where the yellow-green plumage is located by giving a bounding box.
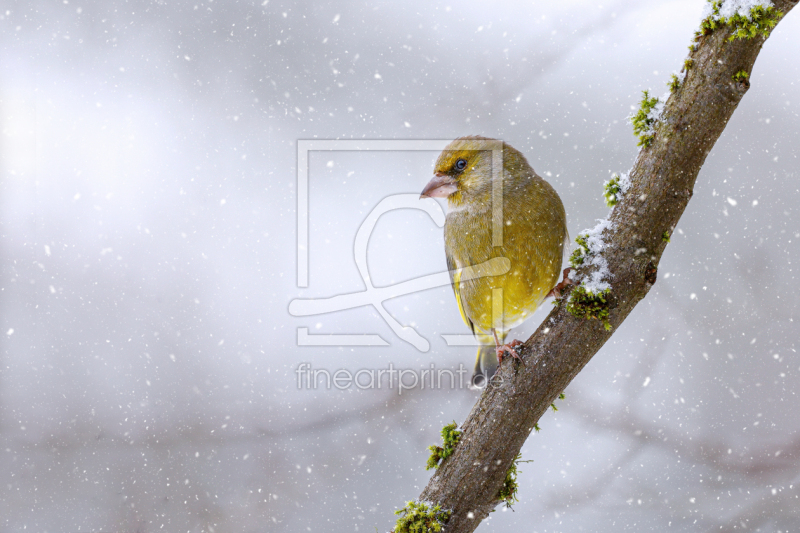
[427,136,568,386]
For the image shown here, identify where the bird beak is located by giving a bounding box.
[420,173,458,199]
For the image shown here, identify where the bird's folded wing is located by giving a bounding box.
[445,251,475,335]
[445,253,511,334]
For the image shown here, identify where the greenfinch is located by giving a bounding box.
[420,136,569,387]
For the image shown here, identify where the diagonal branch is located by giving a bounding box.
[403,2,798,532]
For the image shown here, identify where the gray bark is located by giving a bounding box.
[409,2,798,532]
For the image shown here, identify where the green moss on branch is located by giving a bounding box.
[697,1,781,41]
[733,70,749,82]
[393,501,450,533]
[630,90,660,148]
[569,234,590,269]
[497,454,523,507]
[567,286,611,330]
[668,74,681,93]
[426,422,461,470]
[603,174,624,207]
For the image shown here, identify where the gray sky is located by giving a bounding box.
[1,1,799,532]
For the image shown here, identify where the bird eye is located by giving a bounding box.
[455,159,467,171]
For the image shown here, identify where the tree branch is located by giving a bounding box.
[403,3,798,532]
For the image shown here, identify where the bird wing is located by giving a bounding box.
[446,250,476,337]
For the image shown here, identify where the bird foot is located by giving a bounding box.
[547,268,575,299]
[497,339,524,366]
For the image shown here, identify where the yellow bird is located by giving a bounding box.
[420,136,569,387]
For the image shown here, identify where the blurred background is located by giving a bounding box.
[1,0,799,531]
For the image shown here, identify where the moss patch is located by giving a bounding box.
[603,174,624,207]
[732,70,749,83]
[497,454,523,507]
[567,286,611,331]
[698,2,724,36]
[668,73,681,93]
[393,501,450,533]
[569,233,590,269]
[698,1,781,41]
[551,392,566,412]
[630,90,660,148]
[426,422,461,470]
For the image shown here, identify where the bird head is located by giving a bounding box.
[420,136,503,208]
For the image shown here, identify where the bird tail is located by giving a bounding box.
[470,331,501,389]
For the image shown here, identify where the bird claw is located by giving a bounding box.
[547,267,575,299]
[497,339,524,366]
